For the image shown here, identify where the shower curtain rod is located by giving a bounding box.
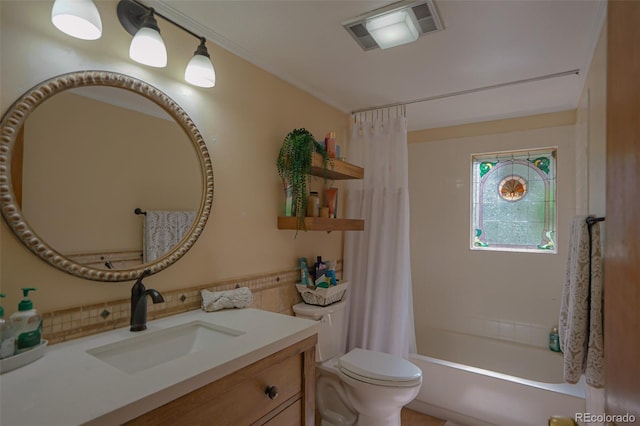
[353,105,406,122]
[351,68,580,114]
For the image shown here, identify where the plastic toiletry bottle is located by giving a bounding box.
[0,294,16,359]
[325,260,338,286]
[307,192,320,217]
[10,288,42,354]
[549,326,561,352]
[314,256,327,287]
[324,132,337,158]
[299,257,312,287]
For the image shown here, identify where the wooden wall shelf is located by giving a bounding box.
[310,153,363,180]
[278,152,364,233]
[278,217,364,232]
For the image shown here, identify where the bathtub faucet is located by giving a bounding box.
[130,269,165,332]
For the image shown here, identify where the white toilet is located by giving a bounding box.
[293,300,422,426]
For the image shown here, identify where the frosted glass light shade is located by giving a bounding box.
[129,27,167,68]
[185,54,216,88]
[185,40,216,88]
[51,0,102,40]
[365,9,419,49]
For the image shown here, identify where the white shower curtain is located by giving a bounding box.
[343,111,416,359]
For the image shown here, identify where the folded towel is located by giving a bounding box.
[201,287,253,312]
[558,216,604,387]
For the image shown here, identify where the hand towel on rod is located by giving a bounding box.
[558,215,604,388]
[142,210,196,263]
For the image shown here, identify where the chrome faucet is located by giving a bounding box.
[130,269,165,332]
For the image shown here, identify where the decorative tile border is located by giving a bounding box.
[42,261,343,345]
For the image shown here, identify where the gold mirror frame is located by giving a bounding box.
[0,71,214,281]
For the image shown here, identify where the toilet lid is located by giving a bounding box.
[338,348,422,387]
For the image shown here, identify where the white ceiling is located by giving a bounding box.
[151,0,606,131]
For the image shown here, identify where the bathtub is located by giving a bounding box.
[407,329,586,425]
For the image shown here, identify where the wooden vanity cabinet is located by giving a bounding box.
[126,335,317,426]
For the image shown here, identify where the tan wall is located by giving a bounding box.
[0,1,348,313]
[408,118,576,352]
[408,110,577,143]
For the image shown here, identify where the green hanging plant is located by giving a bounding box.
[276,128,330,232]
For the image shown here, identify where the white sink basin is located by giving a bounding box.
[87,320,244,374]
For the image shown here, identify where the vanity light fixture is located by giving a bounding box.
[184,38,216,88]
[51,0,103,40]
[118,1,167,68]
[117,0,216,87]
[128,8,167,68]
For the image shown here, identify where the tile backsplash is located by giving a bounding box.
[42,261,342,345]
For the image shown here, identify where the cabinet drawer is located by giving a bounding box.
[262,399,302,426]
[127,352,302,426]
[222,352,302,423]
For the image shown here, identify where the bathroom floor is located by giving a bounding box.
[401,408,446,425]
[314,407,445,425]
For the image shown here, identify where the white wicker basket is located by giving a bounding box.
[296,281,349,306]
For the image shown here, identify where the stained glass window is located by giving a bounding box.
[471,148,557,253]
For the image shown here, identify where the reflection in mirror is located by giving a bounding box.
[0,71,214,282]
[21,88,201,270]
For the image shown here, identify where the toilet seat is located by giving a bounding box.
[337,348,422,388]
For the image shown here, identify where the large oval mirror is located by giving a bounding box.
[0,71,214,282]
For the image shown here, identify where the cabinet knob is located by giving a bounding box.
[265,385,279,400]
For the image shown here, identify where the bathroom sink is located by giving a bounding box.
[87,320,244,374]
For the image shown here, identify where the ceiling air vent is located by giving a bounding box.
[343,0,444,51]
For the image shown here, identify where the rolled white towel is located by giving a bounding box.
[201,287,253,312]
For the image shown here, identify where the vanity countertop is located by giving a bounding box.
[0,308,319,426]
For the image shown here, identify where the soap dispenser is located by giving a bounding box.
[0,294,16,359]
[549,326,561,352]
[10,288,42,354]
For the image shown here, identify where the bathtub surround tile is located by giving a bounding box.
[423,311,556,351]
[530,324,553,348]
[42,261,341,345]
[463,314,487,335]
[483,319,500,338]
[514,322,532,343]
[468,317,486,336]
[494,321,550,349]
[498,321,516,339]
[442,312,469,334]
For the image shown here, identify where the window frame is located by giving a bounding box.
[470,147,558,254]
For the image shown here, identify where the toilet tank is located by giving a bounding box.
[292,299,347,362]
